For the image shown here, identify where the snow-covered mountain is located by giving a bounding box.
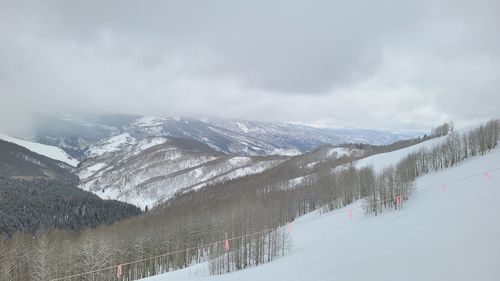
[15,114,422,209]
[142,137,500,281]
[127,116,422,156]
[27,114,121,160]
[74,119,429,209]
[27,114,422,160]
[78,135,287,209]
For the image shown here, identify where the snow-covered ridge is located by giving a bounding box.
[86,133,136,157]
[133,116,168,127]
[25,114,423,164]
[0,133,79,167]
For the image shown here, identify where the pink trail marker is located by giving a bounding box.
[224,239,230,251]
[116,264,123,278]
[348,209,353,220]
[484,171,490,179]
[287,223,293,234]
[441,184,446,191]
[396,195,401,206]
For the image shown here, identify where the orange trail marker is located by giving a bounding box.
[348,209,353,220]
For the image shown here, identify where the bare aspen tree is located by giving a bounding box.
[31,231,53,281]
[78,229,113,280]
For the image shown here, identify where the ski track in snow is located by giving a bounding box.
[142,147,500,281]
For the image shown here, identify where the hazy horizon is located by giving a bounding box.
[1,0,499,133]
[0,112,431,139]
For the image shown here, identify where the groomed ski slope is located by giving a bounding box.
[143,147,500,281]
[0,133,79,166]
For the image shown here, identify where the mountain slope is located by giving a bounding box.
[78,136,287,209]
[143,145,500,281]
[127,116,422,156]
[0,139,76,183]
[0,133,79,167]
[0,139,141,235]
[30,114,117,160]
[72,116,425,209]
[11,113,423,210]
[207,119,421,153]
[354,135,447,173]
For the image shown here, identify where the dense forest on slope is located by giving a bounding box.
[0,177,140,235]
[0,139,76,183]
[0,139,141,235]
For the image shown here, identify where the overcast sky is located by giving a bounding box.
[0,0,499,132]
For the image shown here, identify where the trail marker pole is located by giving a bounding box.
[396,195,402,207]
[116,264,123,279]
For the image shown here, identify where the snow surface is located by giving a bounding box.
[130,137,169,156]
[285,175,311,190]
[142,147,500,281]
[356,136,447,173]
[134,116,167,127]
[327,147,351,157]
[236,122,250,133]
[271,148,301,156]
[0,133,79,166]
[78,163,107,180]
[87,133,135,157]
[193,157,284,190]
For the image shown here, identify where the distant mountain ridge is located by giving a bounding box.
[2,114,423,210]
[25,114,423,159]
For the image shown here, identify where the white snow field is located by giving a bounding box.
[0,133,79,166]
[355,136,447,173]
[143,147,500,281]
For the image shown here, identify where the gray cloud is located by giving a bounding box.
[0,0,499,132]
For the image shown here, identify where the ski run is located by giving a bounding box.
[143,146,500,281]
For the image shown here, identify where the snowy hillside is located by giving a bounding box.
[0,133,79,166]
[78,136,287,209]
[142,147,500,281]
[196,118,421,155]
[85,132,138,158]
[355,135,447,173]
[301,143,366,169]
